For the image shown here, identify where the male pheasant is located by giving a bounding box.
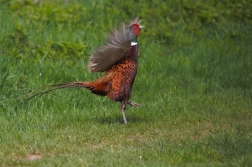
[28,17,143,124]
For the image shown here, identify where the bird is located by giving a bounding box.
[26,17,144,124]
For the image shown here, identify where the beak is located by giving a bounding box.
[139,25,144,29]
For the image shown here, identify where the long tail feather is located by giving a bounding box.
[27,82,87,101]
[19,82,87,101]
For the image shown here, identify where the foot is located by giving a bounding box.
[128,101,142,107]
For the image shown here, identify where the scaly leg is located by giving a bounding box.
[121,100,128,124]
[128,101,142,107]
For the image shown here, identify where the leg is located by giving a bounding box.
[128,101,142,107]
[121,100,128,124]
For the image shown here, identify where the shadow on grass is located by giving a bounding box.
[98,114,149,124]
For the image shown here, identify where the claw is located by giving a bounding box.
[128,101,142,107]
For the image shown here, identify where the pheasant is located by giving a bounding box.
[27,17,144,124]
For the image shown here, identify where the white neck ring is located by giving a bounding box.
[131,42,138,46]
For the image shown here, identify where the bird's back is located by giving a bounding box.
[107,44,138,102]
[82,17,142,104]
[83,44,138,102]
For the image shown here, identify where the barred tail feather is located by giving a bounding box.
[25,82,87,101]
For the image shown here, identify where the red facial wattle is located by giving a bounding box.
[133,23,141,35]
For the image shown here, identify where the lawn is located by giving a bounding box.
[0,0,251,166]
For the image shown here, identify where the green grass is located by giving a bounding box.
[0,0,252,166]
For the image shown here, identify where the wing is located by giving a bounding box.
[88,17,142,72]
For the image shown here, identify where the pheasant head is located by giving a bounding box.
[130,20,144,34]
[125,17,144,42]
